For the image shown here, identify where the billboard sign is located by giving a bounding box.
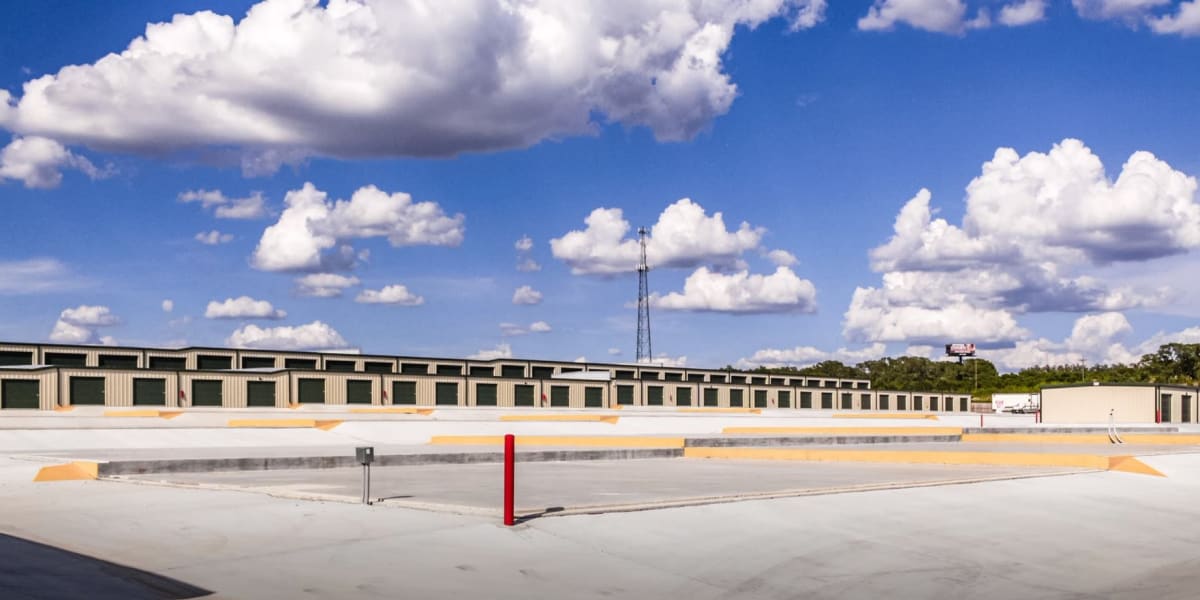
[945,343,976,357]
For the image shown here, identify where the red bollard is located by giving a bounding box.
[503,433,515,526]
[1156,410,1162,424]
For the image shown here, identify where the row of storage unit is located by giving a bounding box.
[0,342,871,390]
[0,366,971,411]
[1041,383,1198,424]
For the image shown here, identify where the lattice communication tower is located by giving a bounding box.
[636,227,652,363]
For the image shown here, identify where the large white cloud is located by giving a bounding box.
[226,320,348,350]
[0,136,107,189]
[180,189,268,219]
[652,266,817,314]
[205,296,287,320]
[550,198,763,276]
[846,139,1198,345]
[252,182,463,272]
[0,0,824,173]
[355,284,424,306]
[737,343,887,369]
[48,304,120,344]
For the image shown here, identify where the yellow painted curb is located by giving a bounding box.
[102,409,184,419]
[833,413,939,420]
[679,408,762,414]
[723,426,963,436]
[963,433,1200,445]
[227,419,342,430]
[52,406,75,413]
[349,407,435,415]
[429,435,685,448]
[499,414,620,424]
[682,447,1164,477]
[34,461,98,482]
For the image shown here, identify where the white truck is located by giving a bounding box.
[991,392,1040,414]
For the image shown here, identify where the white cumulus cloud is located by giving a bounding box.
[294,272,360,298]
[846,138,1198,345]
[252,182,463,272]
[355,284,424,306]
[1149,0,1200,34]
[999,0,1048,25]
[226,320,348,350]
[858,0,1044,33]
[0,136,108,189]
[161,299,174,313]
[0,258,84,295]
[512,285,543,305]
[180,189,268,219]
[49,304,120,344]
[652,266,817,314]
[0,0,824,173]
[551,198,764,276]
[205,296,286,320]
[470,343,514,360]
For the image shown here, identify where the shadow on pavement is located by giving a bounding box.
[0,533,212,599]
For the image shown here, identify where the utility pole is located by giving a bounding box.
[635,227,652,363]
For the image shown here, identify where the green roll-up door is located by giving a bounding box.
[1161,394,1171,422]
[703,388,718,407]
[242,356,276,369]
[1,380,39,409]
[99,355,138,369]
[647,386,664,406]
[754,390,768,408]
[192,380,222,407]
[898,395,907,410]
[247,381,276,407]
[821,392,833,409]
[617,385,634,406]
[929,397,939,411]
[960,397,968,412]
[70,377,105,406]
[501,365,526,378]
[676,387,692,407]
[729,389,743,407]
[476,383,498,406]
[550,386,570,407]
[880,395,890,410]
[133,379,166,406]
[0,351,32,366]
[914,396,923,411]
[841,393,852,409]
[584,387,603,408]
[778,390,791,408]
[514,384,535,407]
[436,382,458,406]
[298,379,326,404]
[860,394,871,410]
[149,357,186,370]
[45,353,85,367]
[392,381,417,405]
[197,355,231,370]
[347,380,372,405]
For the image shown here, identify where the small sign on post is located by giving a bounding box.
[356,446,374,505]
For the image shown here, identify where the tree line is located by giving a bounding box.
[741,343,1200,401]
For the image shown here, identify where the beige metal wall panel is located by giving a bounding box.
[1042,385,1156,423]
[0,369,59,409]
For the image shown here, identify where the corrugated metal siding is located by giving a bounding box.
[0,369,58,409]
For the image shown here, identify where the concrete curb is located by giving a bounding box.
[94,448,684,476]
[686,435,962,447]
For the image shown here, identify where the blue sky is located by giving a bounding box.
[2,0,1200,370]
